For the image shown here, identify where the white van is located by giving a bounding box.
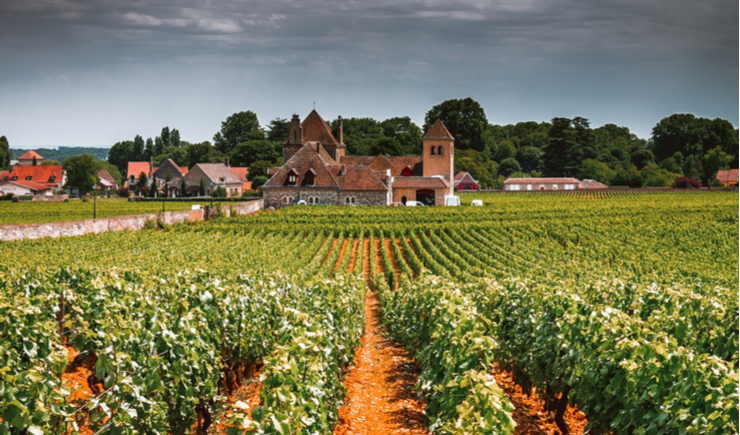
[445,195,461,206]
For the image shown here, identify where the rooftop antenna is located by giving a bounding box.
[313,101,316,110]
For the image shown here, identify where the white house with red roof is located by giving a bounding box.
[0,151,64,196]
[503,177,580,191]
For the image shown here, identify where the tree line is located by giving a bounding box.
[39,98,740,193]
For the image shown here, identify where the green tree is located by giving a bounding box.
[135,172,148,194]
[133,135,145,161]
[495,139,516,161]
[515,146,544,173]
[498,157,522,178]
[170,129,181,148]
[145,138,154,158]
[630,148,654,170]
[379,117,423,155]
[266,118,291,142]
[368,137,404,156]
[213,111,262,154]
[0,136,11,170]
[424,98,488,152]
[454,149,497,188]
[641,163,679,187]
[40,160,62,166]
[579,159,616,185]
[212,186,227,198]
[229,140,281,167]
[154,147,188,167]
[94,160,123,186]
[150,177,158,198]
[247,160,274,181]
[108,140,135,176]
[64,154,100,194]
[332,117,383,155]
[703,147,733,185]
[187,142,225,168]
[250,175,268,190]
[612,165,642,187]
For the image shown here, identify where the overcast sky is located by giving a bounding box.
[1,0,737,148]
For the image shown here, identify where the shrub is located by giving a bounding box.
[673,176,702,189]
[117,187,130,197]
[212,186,227,198]
[143,218,157,230]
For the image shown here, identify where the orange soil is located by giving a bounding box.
[333,290,429,435]
[383,238,401,290]
[373,238,383,276]
[321,238,338,269]
[347,239,360,275]
[207,373,263,434]
[332,239,349,276]
[61,346,94,435]
[492,363,588,435]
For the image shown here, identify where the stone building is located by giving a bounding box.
[263,110,455,208]
[181,163,243,197]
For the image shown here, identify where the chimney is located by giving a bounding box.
[226,157,230,168]
[289,114,303,145]
[337,116,344,144]
[340,165,346,176]
[149,155,154,175]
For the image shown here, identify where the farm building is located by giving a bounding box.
[16,150,44,166]
[181,163,243,197]
[125,158,188,196]
[578,179,608,189]
[263,110,455,207]
[96,170,118,191]
[715,169,738,188]
[503,177,580,191]
[454,171,480,191]
[1,164,65,191]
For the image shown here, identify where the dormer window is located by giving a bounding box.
[303,169,316,186]
[25,176,32,181]
[438,146,443,156]
[431,146,436,156]
[49,176,55,182]
[286,169,298,185]
[11,176,17,181]
[401,166,412,177]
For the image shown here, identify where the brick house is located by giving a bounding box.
[16,150,44,167]
[715,169,738,188]
[126,158,188,196]
[454,171,480,191]
[263,110,455,207]
[181,163,243,197]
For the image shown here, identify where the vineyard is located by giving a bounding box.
[0,191,737,435]
[0,199,220,225]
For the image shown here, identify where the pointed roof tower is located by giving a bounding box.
[423,119,454,140]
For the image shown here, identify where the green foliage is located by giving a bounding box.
[212,186,227,198]
[187,142,225,168]
[497,157,521,178]
[250,175,268,190]
[544,117,597,177]
[641,163,679,187]
[703,146,733,185]
[265,118,291,142]
[579,159,615,184]
[214,111,262,154]
[229,140,281,168]
[0,136,10,170]
[454,149,497,189]
[425,98,489,152]
[63,154,100,194]
[247,161,273,181]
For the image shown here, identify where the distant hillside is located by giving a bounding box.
[11,147,109,163]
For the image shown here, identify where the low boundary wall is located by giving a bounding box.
[0,199,263,242]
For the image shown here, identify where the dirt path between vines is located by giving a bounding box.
[334,236,429,435]
[347,238,360,275]
[332,238,350,275]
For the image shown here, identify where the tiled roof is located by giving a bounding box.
[0,171,8,182]
[313,142,338,166]
[127,162,152,178]
[336,166,388,191]
[2,180,52,191]
[267,167,280,176]
[230,167,249,181]
[385,156,423,176]
[578,180,608,189]
[264,144,339,188]
[18,150,43,160]
[368,154,394,172]
[153,159,186,180]
[423,119,454,140]
[716,169,739,183]
[8,165,63,186]
[454,171,467,181]
[97,170,117,187]
[503,177,580,184]
[194,163,242,184]
[301,110,339,146]
[340,156,374,166]
[392,176,450,189]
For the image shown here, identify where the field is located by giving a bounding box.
[0,191,737,435]
[0,198,221,225]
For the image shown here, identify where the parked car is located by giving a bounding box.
[405,200,424,206]
[471,199,483,206]
[445,195,461,206]
[296,200,307,205]
[389,202,405,206]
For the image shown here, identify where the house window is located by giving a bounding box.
[25,176,32,181]
[283,196,294,204]
[527,184,532,191]
[431,146,436,156]
[401,167,412,177]
[49,176,55,182]
[304,171,315,186]
[308,197,319,204]
[11,176,17,181]
[345,196,356,204]
[438,146,443,156]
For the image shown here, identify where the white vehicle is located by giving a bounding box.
[296,200,307,205]
[445,195,460,206]
[405,200,424,207]
[471,199,483,206]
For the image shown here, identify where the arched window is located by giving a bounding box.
[438,146,443,156]
[345,196,356,204]
[304,169,315,186]
[431,146,436,156]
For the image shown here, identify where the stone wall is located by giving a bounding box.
[264,187,340,208]
[340,190,388,206]
[0,199,263,242]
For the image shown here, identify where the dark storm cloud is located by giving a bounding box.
[0,0,736,145]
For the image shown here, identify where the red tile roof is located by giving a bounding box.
[454,171,467,181]
[300,110,339,146]
[340,156,374,166]
[0,171,8,182]
[3,180,52,191]
[97,170,118,188]
[230,167,249,181]
[336,166,388,191]
[423,119,454,140]
[264,144,339,188]
[503,177,580,184]
[385,156,423,176]
[578,180,608,189]
[194,163,242,184]
[393,176,450,189]
[8,165,63,186]
[127,162,152,179]
[716,169,739,183]
[18,150,43,161]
